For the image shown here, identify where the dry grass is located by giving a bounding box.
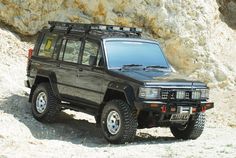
[68,15,81,23]
[74,0,88,15]
[92,1,107,23]
[1,0,20,16]
[132,13,160,37]
[114,17,132,27]
[113,0,129,14]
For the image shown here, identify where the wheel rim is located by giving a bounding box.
[36,92,47,114]
[107,111,121,135]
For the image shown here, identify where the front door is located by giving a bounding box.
[77,39,104,105]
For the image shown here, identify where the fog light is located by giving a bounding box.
[192,107,197,112]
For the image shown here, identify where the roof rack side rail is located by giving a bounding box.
[48,21,142,35]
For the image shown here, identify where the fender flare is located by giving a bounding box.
[106,81,135,106]
[29,70,60,102]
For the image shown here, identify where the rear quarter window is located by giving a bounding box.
[38,34,58,58]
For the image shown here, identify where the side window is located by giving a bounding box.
[38,34,58,58]
[62,39,81,63]
[82,40,99,66]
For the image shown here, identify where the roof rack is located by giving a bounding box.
[48,21,142,36]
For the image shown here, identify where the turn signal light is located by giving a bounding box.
[150,103,159,108]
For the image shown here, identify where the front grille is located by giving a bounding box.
[161,90,176,100]
[185,91,190,99]
[160,89,198,100]
[161,91,169,99]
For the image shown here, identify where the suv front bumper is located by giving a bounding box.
[136,100,214,114]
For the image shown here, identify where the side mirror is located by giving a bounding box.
[89,55,97,66]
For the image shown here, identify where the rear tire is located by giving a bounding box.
[170,112,205,140]
[101,100,137,144]
[31,82,59,123]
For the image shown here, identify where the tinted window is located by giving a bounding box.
[82,41,99,66]
[38,34,58,58]
[105,41,169,68]
[62,39,81,63]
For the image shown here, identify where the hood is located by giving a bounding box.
[111,69,206,88]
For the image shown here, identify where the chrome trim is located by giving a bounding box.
[145,82,206,87]
[142,101,167,104]
[145,86,206,89]
[201,101,212,104]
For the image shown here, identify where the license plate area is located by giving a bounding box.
[170,113,190,121]
[177,106,192,114]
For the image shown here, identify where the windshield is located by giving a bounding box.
[105,40,169,69]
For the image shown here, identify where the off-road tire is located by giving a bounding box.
[31,82,59,123]
[101,100,137,144]
[170,112,205,140]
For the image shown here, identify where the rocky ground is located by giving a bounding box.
[0,24,236,158]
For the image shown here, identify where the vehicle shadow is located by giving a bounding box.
[0,94,179,147]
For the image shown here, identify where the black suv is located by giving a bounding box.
[25,21,214,144]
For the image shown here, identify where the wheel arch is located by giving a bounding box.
[103,82,135,105]
[29,72,59,102]
[96,82,136,124]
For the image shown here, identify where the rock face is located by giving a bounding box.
[218,0,236,29]
[0,0,235,87]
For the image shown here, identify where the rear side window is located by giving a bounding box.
[59,39,81,63]
[38,34,58,58]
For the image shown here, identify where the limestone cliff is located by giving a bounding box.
[0,0,235,87]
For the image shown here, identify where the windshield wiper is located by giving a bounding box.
[122,64,143,68]
[121,64,143,70]
[146,65,168,69]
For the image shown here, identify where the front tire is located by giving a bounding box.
[31,82,59,123]
[101,100,137,144]
[170,112,205,140]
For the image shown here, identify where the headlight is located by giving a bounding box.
[139,87,161,99]
[200,89,209,99]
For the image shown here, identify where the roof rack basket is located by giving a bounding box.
[48,21,142,36]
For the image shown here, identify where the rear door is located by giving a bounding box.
[56,36,82,99]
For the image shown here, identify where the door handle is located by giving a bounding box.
[79,68,83,71]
